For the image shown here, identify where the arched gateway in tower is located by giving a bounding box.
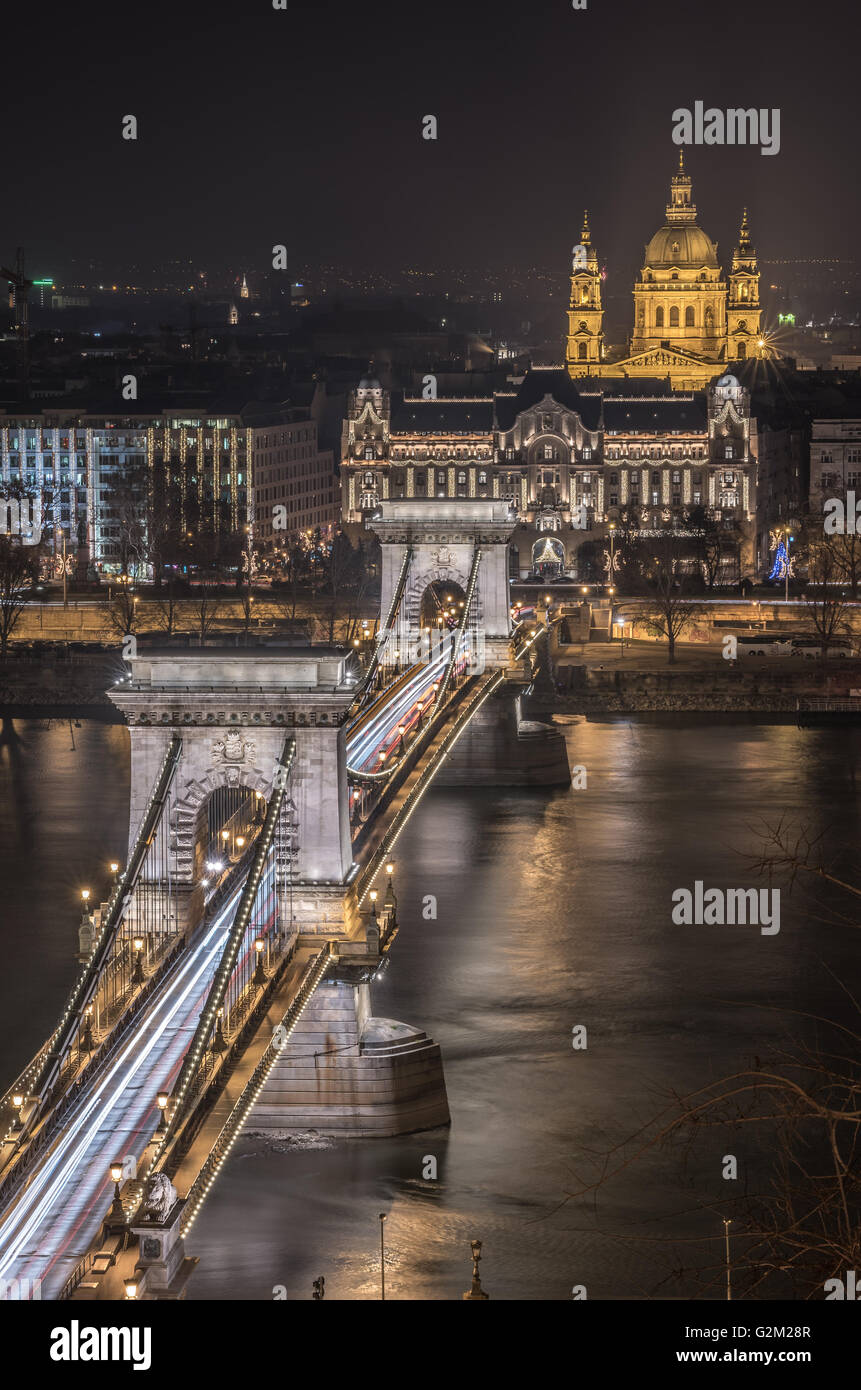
[371,498,516,670]
[110,648,356,936]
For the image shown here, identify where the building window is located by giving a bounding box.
[684,306,695,327]
[582,447,592,460]
[669,306,680,328]
[457,471,466,484]
[655,307,664,328]
[478,470,487,485]
[725,446,734,461]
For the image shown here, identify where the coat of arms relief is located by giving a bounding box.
[211,732,257,783]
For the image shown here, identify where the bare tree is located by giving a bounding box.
[688,505,740,592]
[634,531,704,664]
[105,582,138,638]
[192,580,221,644]
[800,528,850,665]
[152,572,182,638]
[0,536,38,655]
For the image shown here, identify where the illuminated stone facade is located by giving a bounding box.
[340,370,758,582]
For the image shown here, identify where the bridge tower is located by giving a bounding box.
[109,647,356,936]
[372,499,515,668]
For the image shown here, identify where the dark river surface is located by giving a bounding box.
[1,713,859,1301]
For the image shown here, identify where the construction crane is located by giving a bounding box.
[2,247,33,339]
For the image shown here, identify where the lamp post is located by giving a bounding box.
[416,700,424,730]
[607,521,616,594]
[108,1160,126,1226]
[379,1213,387,1301]
[397,724,406,758]
[132,936,145,986]
[253,936,267,987]
[462,1239,489,1300]
[11,1093,24,1133]
[80,1004,95,1053]
[211,1005,228,1053]
[369,889,378,920]
[124,1277,139,1301]
[156,1090,170,1133]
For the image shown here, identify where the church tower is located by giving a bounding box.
[726,209,763,362]
[631,150,726,364]
[565,211,604,377]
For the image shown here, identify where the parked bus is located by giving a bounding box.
[790,636,854,659]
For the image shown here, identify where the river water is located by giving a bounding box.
[1,714,859,1301]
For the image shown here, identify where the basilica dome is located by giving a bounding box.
[644,223,719,269]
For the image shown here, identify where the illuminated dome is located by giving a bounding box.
[358,376,381,390]
[644,224,718,269]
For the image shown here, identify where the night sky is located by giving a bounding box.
[7,0,856,280]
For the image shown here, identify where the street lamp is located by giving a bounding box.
[11,1093,24,1132]
[109,1160,126,1223]
[132,937,145,986]
[379,1213,387,1301]
[253,937,267,986]
[416,701,424,730]
[397,724,406,757]
[156,1090,170,1133]
[369,889,378,920]
[463,1239,489,1300]
[124,1277,138,1301]
[236,835,245,851]
[211,1006,228,1053]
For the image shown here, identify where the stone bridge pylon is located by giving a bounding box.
[372,499,516,668]
[109,648,356,935]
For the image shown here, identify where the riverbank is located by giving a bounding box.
[543,645,861,713]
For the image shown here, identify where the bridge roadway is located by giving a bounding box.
[0,657,488,1299]
[345,644,470,774]
[0,871,272,1300]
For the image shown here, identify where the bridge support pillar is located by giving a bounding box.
[250,974,450,1138]
[436,690,571,786]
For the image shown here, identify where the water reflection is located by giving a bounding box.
[1,715,859,1299]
